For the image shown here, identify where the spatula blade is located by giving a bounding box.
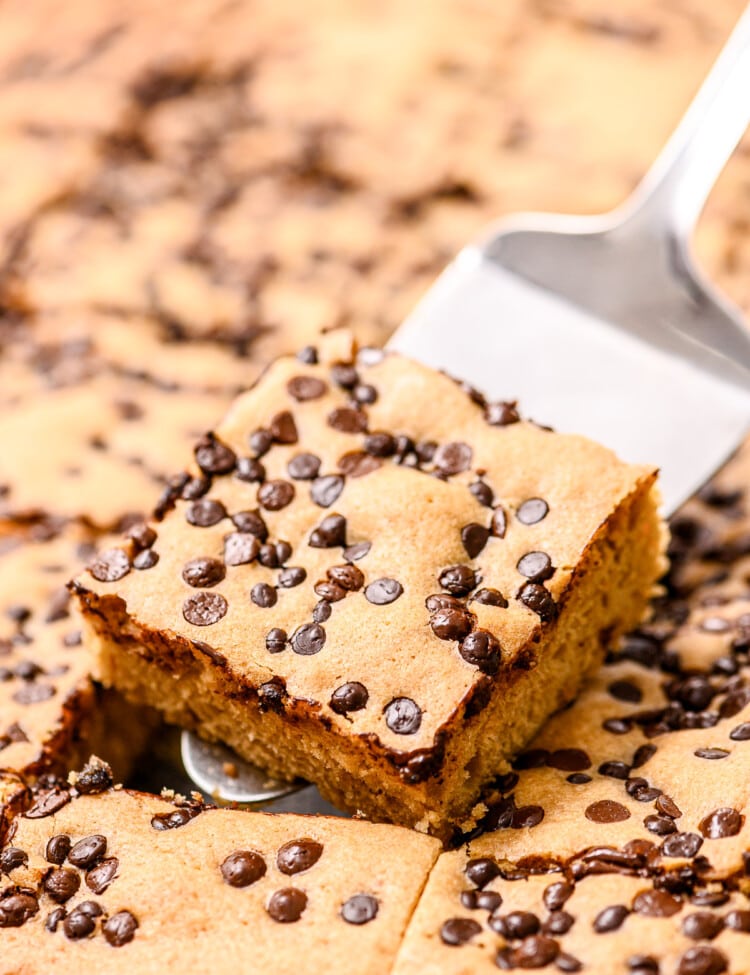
[388,247,750,515]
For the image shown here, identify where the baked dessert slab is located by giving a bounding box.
[0,760,439,975]
[75,334,664,836]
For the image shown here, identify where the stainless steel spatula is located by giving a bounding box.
[182,5,750,805]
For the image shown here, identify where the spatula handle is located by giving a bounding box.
[626,4,750,236]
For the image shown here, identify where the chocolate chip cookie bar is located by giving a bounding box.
[393,849,750,974]
[74,334,664,836]
[0,759,439,974]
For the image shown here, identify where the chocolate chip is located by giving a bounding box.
[364,432,396,457]
[434,441,472,475]
[365,578,403,605]
[661,832,703,858]
[182,557,226,588]
[338,451,381,477]
[26,788,70,818]
[327,564,364,591]
[45,907,65,933]
[440,917,482,945]
[556,953,583,972]
[63,906,96,940]
[548,749,591,772]
[186,498,226,527]
[231,510,268,539]
[0,891,38,927]
[729,722,750,740]
[287,376,327,401]
[310,475,345,508]
[181,475,211,501]
[313,600,332,622]
[182,591,228,626]
[103,910,138,947]
[645,815,676,836]
[543,882,573,911]
[224,532,260,566]
[656,795,682,819]
[258,479,295,511]
[194,433,236,474]
[249,429,273,457]
[517,551,553,582]
[277,839,323,875]
[287,453,321,480]
[384,697,421,734]
[291,623,326,655]
[677,946,728,975]
[344,540,371,561]
[150,807,201,831]
[633,889,682,917]
[609,680,643,703]
[682,912,724,940]
[517,582,558,622]
[269,410,298,444]
[251,583,277,608]
[461,523,490,558]
[126,522,157,550]
[459,630,501,675]
[265,628,287,653]
[309,513,347,548]
[353,383,378,404]
[512,805,545,828]
[341,894,379,925]
[439,564,477,596]
[278,567,306,588]
[491,507,508,538]
[517,498,549,525]
[89,548,130,583]
[297,346,318,365]
[585,800,631,824]
[593,904,629,932]
[43,868,80,903]
[725,909,750,932]
[133,549,159,570]
[599,761,631,780]
[258,544,280,568]
[698,807,744,839]
[315,581,346,602]
[86,857,118,894]
[430,608,475,641]
[235,457,266,482]
[68,835,107,869]
[74,761,114,796]
[470,481,494,506]
[627,955,659,973]
[328,407,367,434]
[485,401,520,425]
[472,588,508,609]
[330,362,359,388]
[220,850,267,887]
[1,848,27,874]
[267,887,307,923]
[330,682,369,714]
[465,858,500,889]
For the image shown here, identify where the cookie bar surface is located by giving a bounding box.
[0,761,439,975]
[74,335,664,836]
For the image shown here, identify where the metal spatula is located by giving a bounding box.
[182,5,750,806]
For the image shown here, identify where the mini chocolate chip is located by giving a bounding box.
[660,832,704,858]
[491,507,507,538]
[287,375,327,401]
[729,721,750,740]
[1,848,28,874]
[633,889,682,917]
[315,581,346,602]
[430,608,475,641]
[341,894,378,925]
[277,839,323,875]
[103,910,138,947]
[251,583,277,608]
[330,682,369,714]
[258,479,295,511]
[287,453,321,480]
[43,868,81,903]
[504,911,541,938]
[313,600,332,622]
[459,630,501,675]
[439,564,477,596]
[310,475,345,508]
[267,887,307,923]
[249,429,273,457]
[682,912,724,940]
[476,891,503,911]
[182,591,228,626]
[194,433,236,474]
[258,543,280,568]
[440,917,482,945]
[63,907,96,940]
[585,800,631,824]
[278,567,306,588]
[328,407,367,434]
[126,522,157,550]
[338,451,381,477]
[186,498,226,527]
[265,628,287,653]
[677,946,728,975]
[543,911,574,935]
[224,532,260,566]
[269,410,298,444]
[465,858,500,889]
[517,551,553,582]
[182,557,226,588]
[331,363,359,388]
[472,587,508,608]
[181,475,211,501]
[45,907,65,933]
[593,904,629,932]
[275,540,293,563]
[89,548,130,583]
[221,850,267,887]
[365,578,403,605]
[353,383,377,404]
[543,882,573,911]
[470,481,494,506]
[344,541,371,561]
[556,953,583,972]
[485,401,520,425]
[86,858,118,894]
[461,523,490,558]
[231,510,268,539]
[309,513,347,548]
[434,441,472,475]
[235,457,266,482]
[68,835,107,869]
[517,582,558,622]
[291,623,326,655]
[133,549,159,570]
[297,346,318,365]
[364,432,396,457]
[517,497,549,524]
[698,807,744,839]
[384,697,421,734]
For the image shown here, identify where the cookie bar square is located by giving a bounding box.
[0,760,439,975]
[74,334,665,836]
